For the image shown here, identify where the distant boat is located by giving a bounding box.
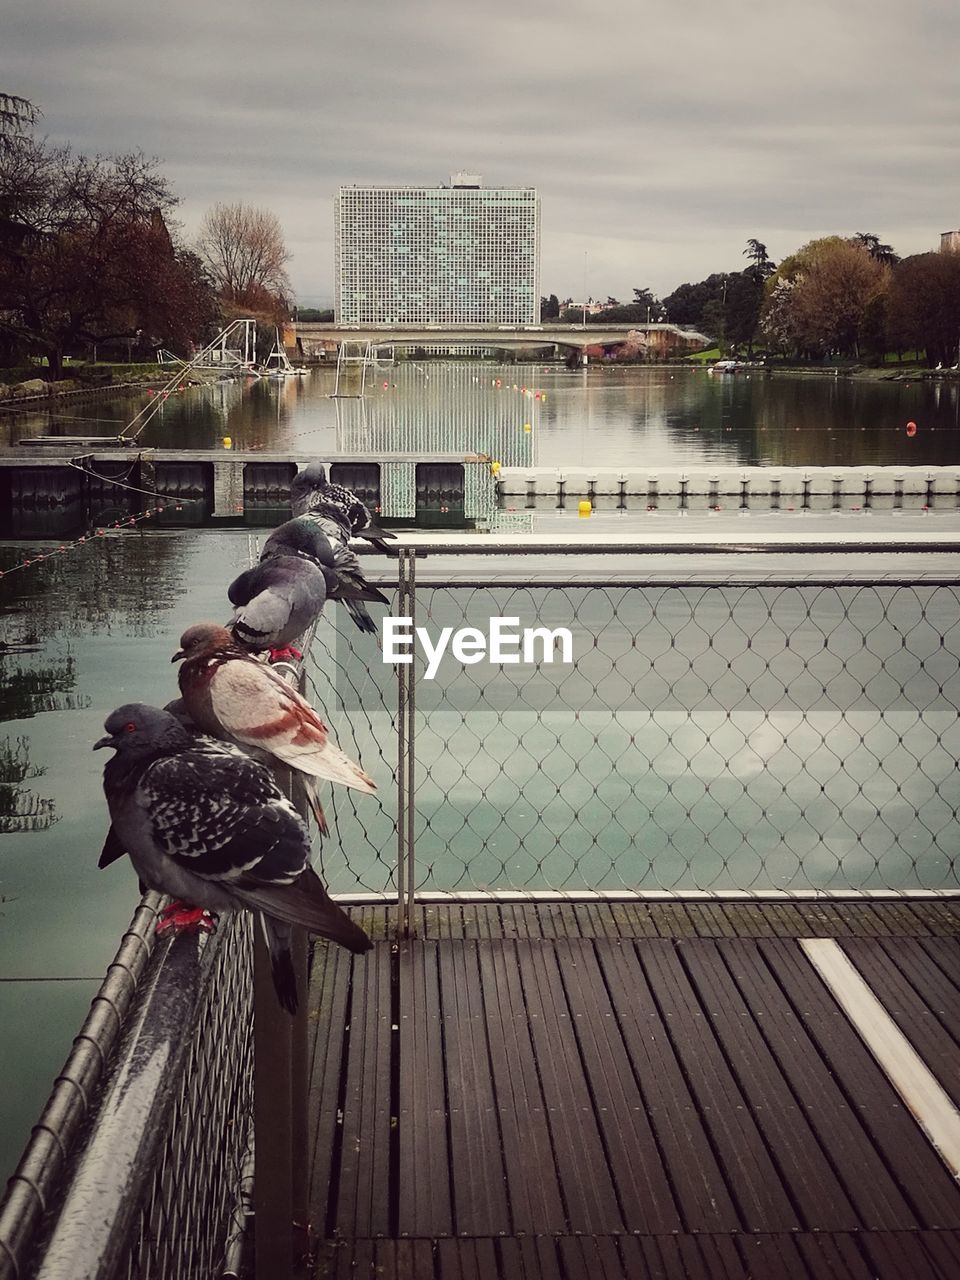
[708,358,741,373]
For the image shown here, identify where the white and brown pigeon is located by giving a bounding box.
[173,622,376,832]
[95,703,372,1012]
[227,552,331,660]
[260,516,388,635]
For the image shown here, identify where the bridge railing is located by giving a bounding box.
[3,542,959,1279]
[308,545,960,910]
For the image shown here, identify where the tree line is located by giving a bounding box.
[0,94,292,377]
[544,234,960,367]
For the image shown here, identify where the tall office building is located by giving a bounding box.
[334,174,540,326]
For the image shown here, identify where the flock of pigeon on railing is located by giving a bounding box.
[94,463,395,1013]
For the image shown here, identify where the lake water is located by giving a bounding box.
[2,362,960,1187]
[5,362,960,468]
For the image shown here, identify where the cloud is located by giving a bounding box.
[5,0,959,302]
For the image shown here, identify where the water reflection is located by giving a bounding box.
[0,736,58,834]
[334,364,537,467]
[4,365,960,467]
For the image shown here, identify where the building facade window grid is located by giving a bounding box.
[335,183,541,326]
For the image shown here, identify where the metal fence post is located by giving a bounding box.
[253,663,314,1278]
[396,550,408,939]
[405,552,417,934]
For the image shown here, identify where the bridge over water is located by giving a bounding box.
[293,321,710,357]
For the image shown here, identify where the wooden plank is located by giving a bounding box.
[437,941,510,1235]
[843,939,960,1108]
[397,940,451,1236]
[920,937,960,988]
[596,939,740,1231]
[722,938,918,1229]
[513,938,623,1233]
[762,938,960,1228]
[793,1233,876,1280]
[636,938,799,1231]
[334,945,393,1237]
[677,1233,745,1279]
[679,939,859,1230]
[436,1238,498,1280]
[556,1236,626,1280]
[476,939,566,1232]
[307,945,352,1232]
[858,1230,948,1279]
[919,1230,960,1279]
[555,937,681,1232]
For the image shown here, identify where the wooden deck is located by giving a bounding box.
[306,901,960,1279]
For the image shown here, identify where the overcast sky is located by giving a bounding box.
[5,0,959,305]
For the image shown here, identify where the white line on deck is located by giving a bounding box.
[800,938,960,1180]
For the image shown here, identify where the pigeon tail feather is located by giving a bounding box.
[304,780,330,837]
[344,599,378,634]
[238,870,372,953]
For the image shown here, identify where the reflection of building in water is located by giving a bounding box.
[334,363,537,468]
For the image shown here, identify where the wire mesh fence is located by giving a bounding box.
[117,913,254,1280]
[309,566,960,897]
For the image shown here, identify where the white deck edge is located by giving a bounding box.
[800,937,960,1180]
[330,888,958,904]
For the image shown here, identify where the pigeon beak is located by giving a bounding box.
[93,735,115,751]
[171,648,185,663]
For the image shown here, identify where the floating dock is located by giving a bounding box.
[0,450,497,536]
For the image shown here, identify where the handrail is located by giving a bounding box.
[32,924,232,1280]
[0,894,160,1280]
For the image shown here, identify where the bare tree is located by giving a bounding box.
[0,136,217,375]
[0,93,38,152]
[197,202,291,312]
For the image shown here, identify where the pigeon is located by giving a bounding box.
[289,462,397,553]
[261,516,388,635]
[173,622,376,832]
[95,703,372,1012]
[227,553,330,660]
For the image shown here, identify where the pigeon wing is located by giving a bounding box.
[98,823,127,869]
[207,661,376,793]
[232,865,372,952]
[137,744,311,885]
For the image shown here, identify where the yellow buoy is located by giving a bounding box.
[222,436,232,449]
[578,500,592,518]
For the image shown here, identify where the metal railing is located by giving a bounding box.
[306,546,960,904]
[4,541,960,1280]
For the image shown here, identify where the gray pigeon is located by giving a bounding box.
[227,553,330,659]
[95,703,372,1012]
[289,462,397,552]
[263,516,388,636]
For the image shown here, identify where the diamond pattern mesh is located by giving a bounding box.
[307,580,960,896]
[118,913,254,1279]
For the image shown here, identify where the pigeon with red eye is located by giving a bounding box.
[173,622,376,832]
[95,703,372,1012]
